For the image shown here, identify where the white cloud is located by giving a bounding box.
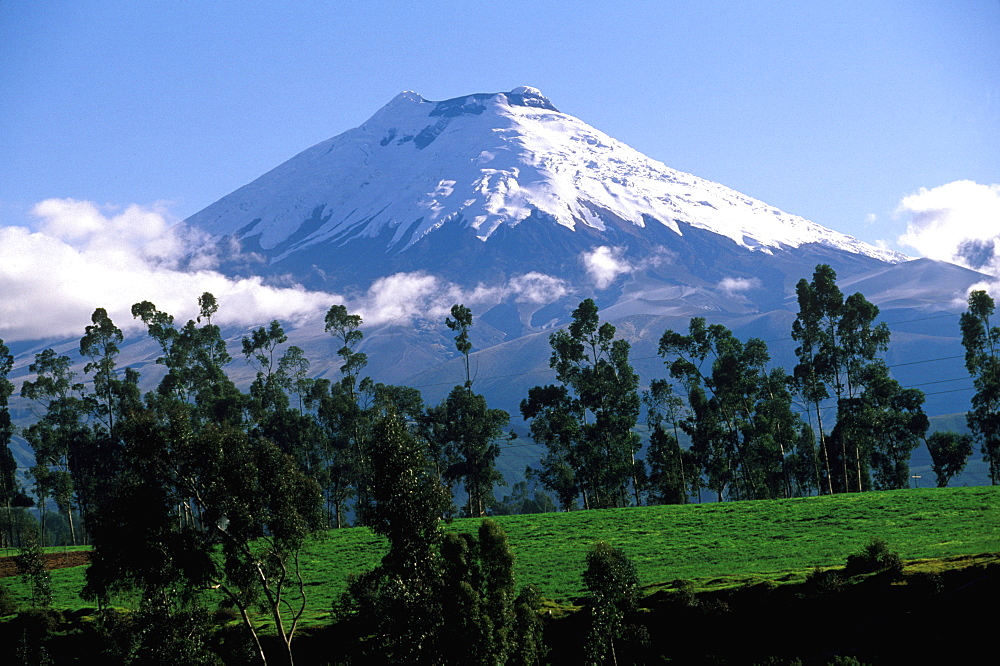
[356,270,569,326]
[582,246,631,289]
[507,272,568,304]
[0,198,575,342]
[580,245,669,289]
[897,181,1000,275]
[0,199,340,341]
[717,277,761,295]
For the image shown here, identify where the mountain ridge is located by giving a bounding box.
[187,86,903,293]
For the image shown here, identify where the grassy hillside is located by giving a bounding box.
[6,485,998,632]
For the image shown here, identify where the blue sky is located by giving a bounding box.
[1,1,999,339]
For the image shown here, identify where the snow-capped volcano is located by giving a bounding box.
[188,86,900,288]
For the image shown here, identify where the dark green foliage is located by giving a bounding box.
[790,264,927,494]
[492,479,557,516]
[132,295,243,426]
[960,289,1000,484]
[792,265,894,493]
[428,305,509,518]
[511,584,548,666]
[844,536,903,577]
[926,431,974,487]
[82,295,324,665]
[21,348,89,545]
[659,319,798,501]
[446,303,473,386]
[804,566,843,596]
[520,384,585,510]
[854,362,929,490]
[668,578,698,607]
[11,607,59,666]
[524,299,641,510]
[83,408,216,606]
[582,541,647,664]
[1,337,33,548]
[425,385,509,517]
[643,380,690,504]
[201,424,325,662]
[347,412,545,664]
[97,603,221,665]
[16,527,51,607]
[347,412,452,663]
[438,519,519,664]
[0,582,17,616]
[242,319,290,419]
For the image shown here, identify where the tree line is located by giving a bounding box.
[0,263,998,661]
[2,263,998,539]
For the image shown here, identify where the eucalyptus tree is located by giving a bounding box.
[791,264,892,493]
[960,289,1000,484]
[643,380,691,504]
[426,305,508,517]
[277,345,313,414]
[849,362,928,490]
[1,338,32,546]
[76,308,143,540]
[659,319,793,500]
[347,411,453,663]
[80,307,125,436]
[321,304,372,523]
[21,348,89,544]
[131,292,243,427]
[242,319,289,419]
[784,422,821,497]
[85,295,324,665]
[926,431,974,487]
[583,541,646,665]
[438,519,519,665]
[86,409,323,665]
[524,299,640,509]
[750,368,802,498]
[520,383,586,510]
[446,303,474,387]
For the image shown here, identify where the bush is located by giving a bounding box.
[805,566,843,596]
[0,582,17,616]
[844,537,903,577]
[669,578,698,607]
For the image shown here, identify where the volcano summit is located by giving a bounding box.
[187,87,902,295]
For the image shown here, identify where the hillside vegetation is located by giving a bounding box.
[7,485,998,619]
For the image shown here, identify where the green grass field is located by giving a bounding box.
[5,485,999,632]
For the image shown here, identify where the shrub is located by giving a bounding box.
[844,537,903,577]
[0,582,17,616]
[669,578,698,607]
[805,566,843,595]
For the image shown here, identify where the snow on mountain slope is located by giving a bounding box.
[187,87,902,268]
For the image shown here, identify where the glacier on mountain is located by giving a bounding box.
[187,87,902,270]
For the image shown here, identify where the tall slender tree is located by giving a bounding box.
[427,305,508,517]
[1,338,32,547]
[643,380,691,504]
[960,289,1000,484]
[347,411,453,663]
[525,299,640,509]
[21,348,88,544]
[791,264,891,493]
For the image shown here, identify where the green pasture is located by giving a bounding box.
[4,485,998,632]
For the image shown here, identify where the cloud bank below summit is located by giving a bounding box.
[0,199,339,341]
[4,181,996,342]
[0,199,573,342]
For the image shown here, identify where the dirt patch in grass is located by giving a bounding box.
[0,550,90,578]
